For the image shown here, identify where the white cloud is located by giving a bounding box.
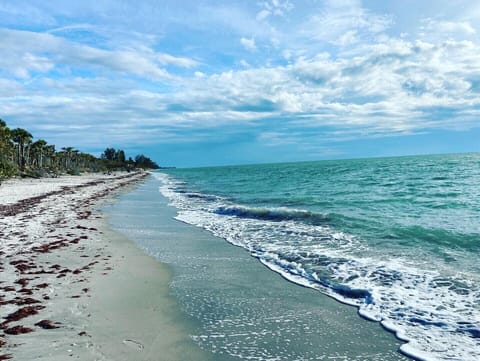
[336,30,358,46]
[256,9,271,22]
[282,49,292,60]
[256,0,294,21]
[301,0,392,45]
[173,36,480,136]
[0,28,176,80]
[239,59,251,68]
[0,79,23,96]
[46,23,96,35]
[156,53,199,68]
[240,37,257,51]
[422,18,476,35]
[11,53,54,79]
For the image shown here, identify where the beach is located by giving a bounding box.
[0,169,409,361]
[0,172,205,360]
[3,155,476,361]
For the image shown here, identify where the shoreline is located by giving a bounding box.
[108,174,409,361]
[0,172,203,360]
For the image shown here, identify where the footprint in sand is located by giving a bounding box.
[122,339,144,351]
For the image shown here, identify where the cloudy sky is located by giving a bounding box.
[1,0,479,167]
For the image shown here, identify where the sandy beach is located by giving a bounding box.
[0,172,204,360]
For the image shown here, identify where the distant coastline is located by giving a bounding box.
[1,118,160,183]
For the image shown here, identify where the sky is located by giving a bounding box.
[1,0,479,167]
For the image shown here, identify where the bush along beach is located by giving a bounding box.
[0,118,159,182]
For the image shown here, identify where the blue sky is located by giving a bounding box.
[1,0,479,167]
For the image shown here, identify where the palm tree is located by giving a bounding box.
[31,139,48,168]
[44,144,56,169]
[10,128,33,170]
[0,119,12,160]
[24,138,33,168]
[60,147,79,171]
[0,119,15,180]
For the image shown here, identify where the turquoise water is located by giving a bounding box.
[158,153,480,360]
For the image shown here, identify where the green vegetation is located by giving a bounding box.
[0,118,159,182]
[100,147,159,171]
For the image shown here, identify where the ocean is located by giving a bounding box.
[152,153,480,361]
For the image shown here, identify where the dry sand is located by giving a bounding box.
[0,172,204,360]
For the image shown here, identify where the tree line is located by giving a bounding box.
[100,147,159,170]
[1,118,159,182]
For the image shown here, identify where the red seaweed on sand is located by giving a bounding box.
[3,326,34,335]
[35,320,60,329]
[3,305,45,323]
